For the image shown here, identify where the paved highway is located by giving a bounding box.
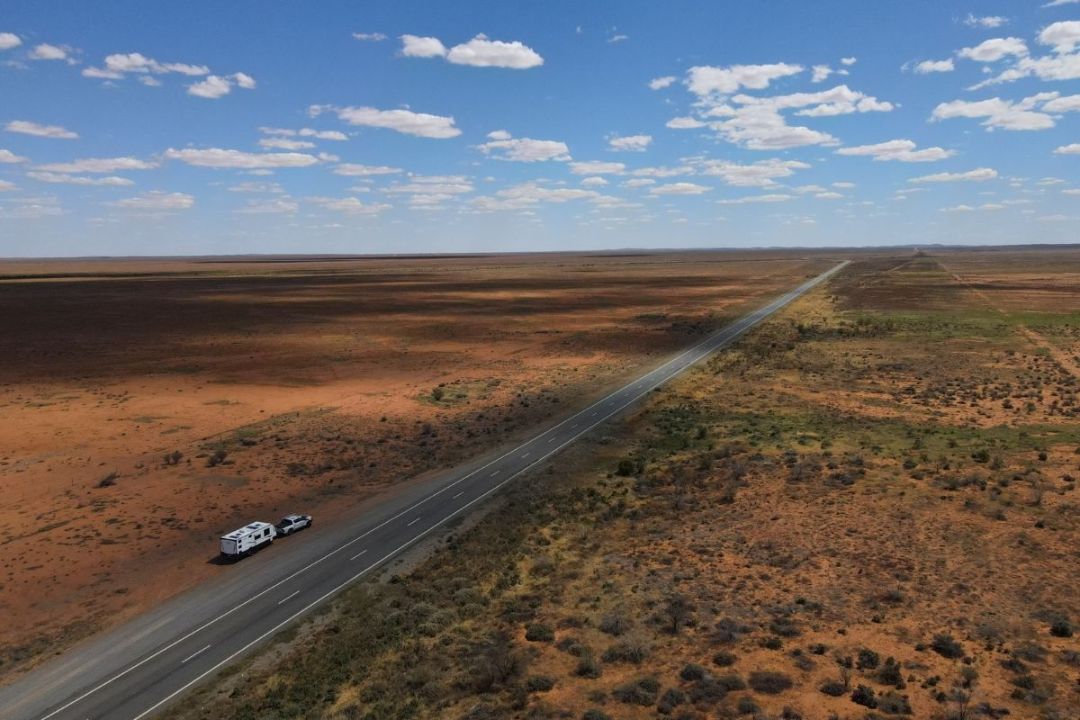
[0,260,848,720]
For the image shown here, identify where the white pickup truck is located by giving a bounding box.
[219,521,276,559]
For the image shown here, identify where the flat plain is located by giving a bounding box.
[159,248,1080,720]
[0,250,832,678]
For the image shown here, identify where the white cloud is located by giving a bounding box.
[228,181,284,193]
[686,63,803,96]
[0,32,21,51]
[446,35,543,68]
[476,133,570,162]
[333,163,402,176]
[258,137,316,150]
[311,105,461,139]
[1040,20,1080,53]
[649,75,676,90]
[310,196,391,214]
[815,191,844,199]
[963,14,1007,29]
[260,127,348,141]
[36,157,156,173]
[608,134,652,152]
[941,203,1005,212]
[114,191,194,210]
[1043,93,1080,111]
[693,158,810,187]
[27,171,134,186]
[622,178,655,188]
[164,147,321,169]
[0,149,28,163]
[237,197,299,214]
[5,120,78,139]
[382,175,473,195]
[841,57,857,66]
[703,85,893,150]
[649,182,711,195]
[716,193,793,204]
[811,65,833,83]
[608,33,629,44]
[400,34,448,58]
[400,33,543,68]
[0,180,14,191]
[28,43,70,61]
[1044,0,1079,6]
[833,181,856,188]
[958,37,1028,62]
[931,94,1059,130]
[470,183,600,211]
[580,176,608,187]
[188,73,255,99]
[569,161,625,175]
[908,168,999,183]
[1055,143,1080,154]
[836,139,954,162]
[353,32,387,42]
[914,58,955,73]
[88,52,209,78]
[666,117,705,129]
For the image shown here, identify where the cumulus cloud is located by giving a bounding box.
[353,32,387,42]
[0,32,21,50]
[908,168,999,183]
[914,58,955,73]
[701,85,894,150]
[0,149,28,163]
[188,73,256,99]
[691,158,810,187]
[1040,20,1080,53]
[715,193,793,204]
[958,37,1028,62]
[836,139,955,162]
[27,171,134,186]
[258,138,315,150]
[36,156,156,173]
[83,52,210,80]
[649,182,711,195]
[569,161,625,175]
[960,24,1080,88]
[686,63,803,96]
[931,93,1065,131]
[237,197,299,214]
[0,180,15,191]
[941,202,1004,212]
[963,14,1007,29]
[28,43,71,61]
[6,120,78,139]
[400,33,543,68]
[260,127,348,141]
[164,147,321,169]
[470,182,600,211]
[581,176,608,187]
[114,191,195,210]
[1055,143,1080,154]
[649,75,676,90]
[383,175,474,197]
[310,104,461,139]
[310,196,391,214]
[475,131,570,162]
[666,117,706,129]
[608,134,652,152]
[333,163,402,176]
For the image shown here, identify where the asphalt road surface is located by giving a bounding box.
[1,260,848,720]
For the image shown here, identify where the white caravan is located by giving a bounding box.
[220,521,276,558]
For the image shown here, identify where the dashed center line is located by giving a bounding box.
[277,590,300,606]
[407,517,421,527]
[489,470,500,477]
[350,549,368,561]
[180,645,210,665]
[521,452,530,459]
[452,491,464,500]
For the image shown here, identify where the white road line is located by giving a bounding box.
[48,261,849,720]
[277,590,300,606]
[521,452,530,458]
[349,549,368,561]
[179,645,210,665]
[452,491,464,500]
[407,517,421,527]
[489,470,499,477]
[548,437,557,443]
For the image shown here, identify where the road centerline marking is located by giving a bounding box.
[349,549,368,561]
[277,590,300,606]
[180,645,210,665]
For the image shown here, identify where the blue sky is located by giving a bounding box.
[1,0,1079,256]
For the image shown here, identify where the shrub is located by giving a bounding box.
[582,711,611,720]
[679,663,707,681]
[1050,620,1073,638]
[601,640,647,664]
[96,471,118,488]
[736,697,759,715]
[820,680,846,696]
[616,459,636,477]
[662,594,694,634]
[748,671,793,695]
[599,611,632,637]
[574,649,601,679]
[525,624,554,642]
[851,684,878,708]
[657,687,686,714]
[930,633,965,659]
[206,449,228,467]
[714,674,746,692]
[857,648,880,670]
[877,691,912,715]
[527,675,555,692]
[712,651,737,667]
[877,657,904,688]
[431,386,444,401]
[612,677,660,705]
